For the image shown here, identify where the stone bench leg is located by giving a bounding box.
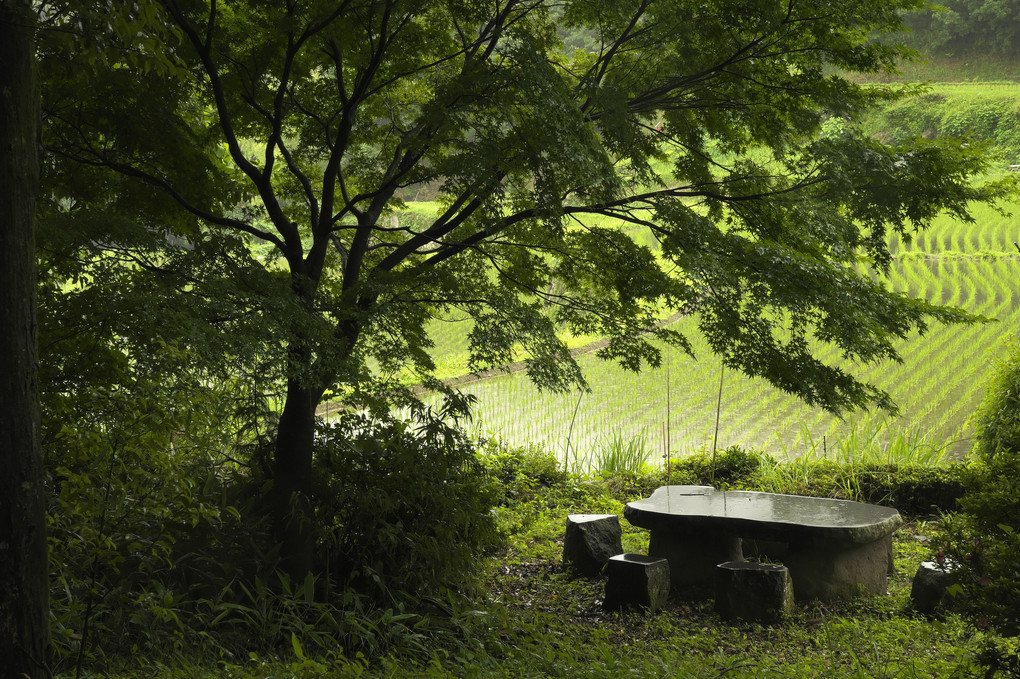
[647,528,742,598]
[604,554,671,612]
[784,535,893,601]
[715,561,795,622]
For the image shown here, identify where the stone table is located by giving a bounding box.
[624,485,902,601]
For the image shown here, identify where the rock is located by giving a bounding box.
[715,560,795,622]
[563,514,622,576]
[911,560,959,615]
[603,554,671,612]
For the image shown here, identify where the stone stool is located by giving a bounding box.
[563,514,622,576]
[911,560,959,615]
[715,560,795,622]
[603,554,671,612]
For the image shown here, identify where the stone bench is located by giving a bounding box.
[911,560,959,615]
[624,485,902,601]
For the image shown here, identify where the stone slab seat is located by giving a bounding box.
[624,485,902,602]
[604,554,671,612]
[911,560,960,615]
[715,560,795,622]
[562,513,622,576]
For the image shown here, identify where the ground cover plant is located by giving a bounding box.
[76,445,1017,678]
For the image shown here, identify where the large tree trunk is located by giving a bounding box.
[273,375,317,581]
[0,3,50,677]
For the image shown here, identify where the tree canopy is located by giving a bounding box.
[899,0,1020,59]
[39,0,1012,577]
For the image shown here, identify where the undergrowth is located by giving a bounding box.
[82,440,1020,678]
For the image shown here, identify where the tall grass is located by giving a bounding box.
[565,430,653,476]
[776,419,953,467]
[756,419,955,499]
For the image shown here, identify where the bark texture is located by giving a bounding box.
[0,2,50,676]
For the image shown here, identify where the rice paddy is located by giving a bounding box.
[415,199,1020,467]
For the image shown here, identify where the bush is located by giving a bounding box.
[864,89,1020,163]
[653,445,764,488]
[480,440,567,504]
[972,633,1020,677]
[855,464,968,515]
[938,335,1020,633]
[311,411,503,603]
[45,380,262,671]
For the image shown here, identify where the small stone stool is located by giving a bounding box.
[715,561,795,622]
[911,560,959,615]
[563,514,622,576]
[603,554,671,612]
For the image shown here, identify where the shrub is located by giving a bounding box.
[480,439,567,504]
[864,89,1020,161]
[311,411,502,603]
[938,335,1020,633]
[972,634,1020,677]
[668,445,767,488]
[855,464,968,515]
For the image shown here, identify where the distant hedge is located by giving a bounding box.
[896,1,1020,60]
[864,88,1020,163]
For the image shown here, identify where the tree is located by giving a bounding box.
[41,0,1010,579]
[899,0,1020,59]
[1,1,50,676]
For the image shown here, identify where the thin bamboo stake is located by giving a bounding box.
[711,361,725,485]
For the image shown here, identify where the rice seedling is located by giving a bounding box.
[399,186,1020,469]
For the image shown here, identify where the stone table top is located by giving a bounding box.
[624,485,902,545]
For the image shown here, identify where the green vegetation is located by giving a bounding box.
[864,83,1020,162]
[37,0,1009,592]
[852,55,1020,83]
[397,82,1020,469]
[897,0,1020,60]
[938,335,1020,633]
[66,447,1013,678]
[308,411,502,603]
[5,1,1020,677]
[412,197,1020,466]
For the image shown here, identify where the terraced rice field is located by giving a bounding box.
[416,199,1020,466]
